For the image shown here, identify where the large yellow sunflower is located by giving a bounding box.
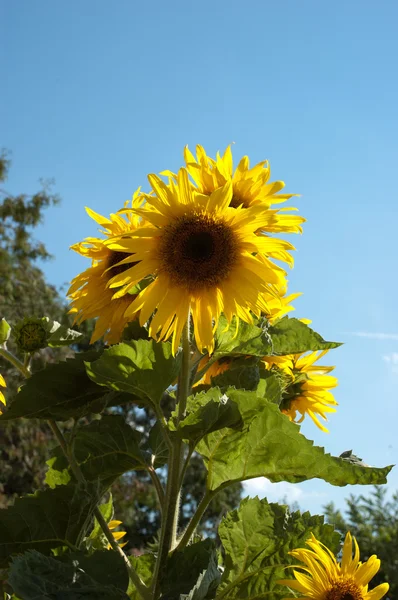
[175,144,305,235]
[68,190,146,345]
[0,374,6,413]
[263,350,338,432]
[105,168,295,354]
[279,532,389,600]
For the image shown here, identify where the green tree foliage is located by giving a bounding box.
[324,486,398,597]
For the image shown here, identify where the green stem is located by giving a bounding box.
[0,347,30,378]
[176,489,215,551]
[49,419,151,600]
[148,466,165,510]
[151,318,191,598]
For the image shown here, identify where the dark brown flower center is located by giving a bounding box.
[158,213,239,290]
[107,250,138,278]
[325,580,363,600]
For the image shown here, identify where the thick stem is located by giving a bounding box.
[0,347,30,378]
[148,467,165,511]
[151,318,191,598]
[48,419,151,600]
[176,489,216,551]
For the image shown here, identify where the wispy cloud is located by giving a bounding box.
[383,353,398,374]
[346,331,398,341]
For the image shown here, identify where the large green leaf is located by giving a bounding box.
[162,539,217,600]
[146,422,169,468]
[180,551,221,600]
[216,497,340,599]
[0,482,97,567]
[268,317,341,355]
[47,416,148,489]
[46,318,83,347]
[171,388,242,445]
[8,550,129,599]
[85,340,181,406]
[196,390,392,491]
[0,352,112,421]
[255,370,283,405]
[213,317,272,359]
[211,361,260,392]
[128,554,155,600]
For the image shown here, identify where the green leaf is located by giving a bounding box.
[255,370,283,405]
[0,482,97,567]
[0,352,110,421]
[66,549,129,591]
[213,317,272,359]
[8,550,129,599]
[45,456,71,488]
[216,497,340,599]
[0,318,11,344]
[85,340,181,406]
[211,363,260,392]
[46,319,83,347]
[172,388,242,445]
[162,539,217,600]
[86,494,114,551]
[180,551,221,600]
[196,390,392,491]
[48,416,148,489]
[268,317,341,355]
[128,554,156,599]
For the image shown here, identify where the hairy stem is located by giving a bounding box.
[0,347,30,378]
[176,489,216,551]
[148,466,165,511]
[151,318,191,598]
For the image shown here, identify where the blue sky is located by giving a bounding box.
[2,0,398,516]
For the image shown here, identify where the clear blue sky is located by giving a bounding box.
[2,0,398,515]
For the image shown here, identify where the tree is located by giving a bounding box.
[0,150,242,540]
[324,486,398,597]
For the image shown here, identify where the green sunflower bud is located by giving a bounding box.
[13,317,50,353]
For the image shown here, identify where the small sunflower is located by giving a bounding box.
[194,284,300,386]
[178,144,305,236]
[105,168,295,354]
[68,190,145,345]
[263,350,338,432]
[279,531,389,600]
[0,374,6,412]
[107,519,127,549]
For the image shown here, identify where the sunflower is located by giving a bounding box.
[279,531,389,600]
[107,519,127,549]
[174,144,305,235]
[0,374,6,413]
[263,350,338,432]
[68,190,146,345]
[105,168,296,354]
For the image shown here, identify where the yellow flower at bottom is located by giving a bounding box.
[68,191,145,345]
[106,169,295,354]
[263,350,338,432]
[107,519,127,549]
[0,374,6,412]
[279,532,389,600]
